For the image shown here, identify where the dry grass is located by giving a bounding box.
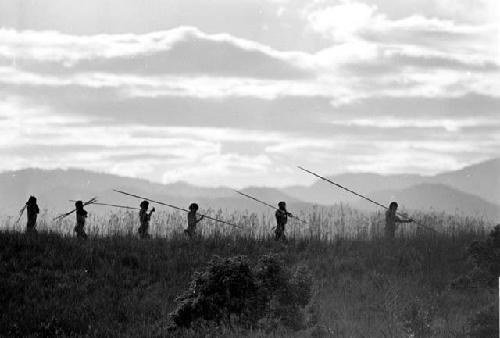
[1,204,492,240]
[0,208,496,337]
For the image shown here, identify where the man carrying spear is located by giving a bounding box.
[64,198,138,238]
[297,166,434,239]
[112,190,243,237]
[233,190,307,240]
[275,201,293,241]
[185,203,204,238]
[138,201,155,239]
[26,196,40,234]
[385,202,413,240]
[74,201,89,239]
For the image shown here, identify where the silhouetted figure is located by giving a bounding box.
[26,196,39,233]
[275,201,292,241]
[138,200,155,239]
[385,202,413,240]
[185,203,204,238]
[74,201,88,239]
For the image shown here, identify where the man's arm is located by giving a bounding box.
[395,215,413,223]
[148,207,156,217]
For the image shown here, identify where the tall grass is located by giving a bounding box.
[1,207,496,336]
[0,228,494,337]
[0,204,493,240]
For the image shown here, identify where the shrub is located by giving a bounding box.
[451,225,500,289]
[168,254,314,333]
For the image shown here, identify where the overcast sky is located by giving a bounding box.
[0,0,499,187]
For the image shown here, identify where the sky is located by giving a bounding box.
[0,0,499,187]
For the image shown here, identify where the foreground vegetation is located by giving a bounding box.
[1,222,497,337]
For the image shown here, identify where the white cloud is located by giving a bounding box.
[0,27,312,79]
[305,1,500,61]
[346,151,466,175]
[306,1,380,41]
[1,20,498,105]
[329,117,500,132]
[0,9,499,186]
[1,93,498,185]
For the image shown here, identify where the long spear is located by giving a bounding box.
[53,197,98,221]
[233,190,308,225]
[69,200,139,210]
[297,166,436,233]
[113,189,243,229]
[13,205,27,226]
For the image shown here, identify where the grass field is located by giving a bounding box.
[0,210,498,337]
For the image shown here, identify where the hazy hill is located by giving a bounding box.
[432,158,500,205]
[0,169,234,200]
[285,173,424,205]
[0,169,304,217]
[360,183,500,220]
[283,158,500,207]
[0,158,498,220]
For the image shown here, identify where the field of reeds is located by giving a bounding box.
[1,204,493,239]
[1,207,498,337]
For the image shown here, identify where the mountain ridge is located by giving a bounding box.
[0,158,498,220]
[358,183,500,220]
[284,158,500,206]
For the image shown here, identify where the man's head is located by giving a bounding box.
[389,202,398,210]
[27,196,37,205]
[140,200,149,209]
[75,200,83,209]
[278,201,286,210]
[189,203,199,212]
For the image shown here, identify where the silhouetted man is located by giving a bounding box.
[138,200,155,239]
[385,202,413,240]
[26,196,39,233]
[275,201,292,241]
[185,203,204,238]
[74,201,88,239]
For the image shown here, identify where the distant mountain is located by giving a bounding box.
[0,158,498,220]
[0,168,306,218]
[157,181,234,199]
[361,183,500,220]
[432,158,500,205]
[0,169,234,200]
[282,158,500,207]
[284,173,424,205]
[240,187,302,204]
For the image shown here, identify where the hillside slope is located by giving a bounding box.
[361,183,500,220]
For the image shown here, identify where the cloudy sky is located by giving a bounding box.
[0,0,499,187]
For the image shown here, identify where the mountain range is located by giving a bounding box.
[0,158,498,220]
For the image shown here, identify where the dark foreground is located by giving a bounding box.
[0,231,497,337]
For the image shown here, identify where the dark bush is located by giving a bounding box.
[451,225,500,289]
[168,254,314,332]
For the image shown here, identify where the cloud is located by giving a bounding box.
[0,10,499,187]
[1,20,498,107]
[359,0,500,25]
[0,27,312,79]
[305,1,500,70]
[329,117,500,132]
[345,151,468,175]
[305,1,499,42]
[0,95,307,186]
[1,91,498,186]
[306,1,379,42]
